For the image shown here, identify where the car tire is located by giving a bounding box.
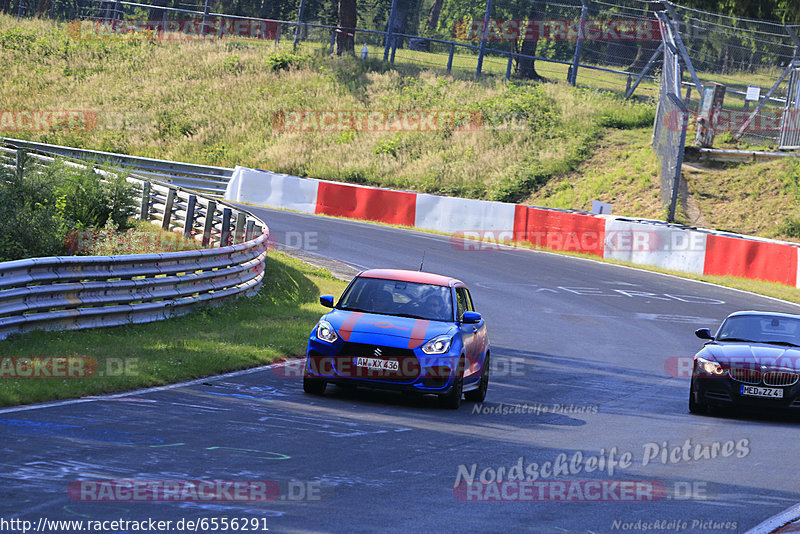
[303,375,327,395]
[465,352,490,403]
[688,379,708,414]
[439,358,464,410]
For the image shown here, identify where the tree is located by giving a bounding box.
[426,0,444,33]
[516,3,544,80]
[337,0,356,54]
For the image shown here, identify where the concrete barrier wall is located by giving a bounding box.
[603,219,707,274]
[224,166,319,214]
[224,166,800,287]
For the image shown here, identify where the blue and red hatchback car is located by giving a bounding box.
[303,269,490,409]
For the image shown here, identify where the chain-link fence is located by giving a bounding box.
[652,12,688,222]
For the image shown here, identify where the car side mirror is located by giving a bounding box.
[320,295,334,308]
[462,311,481,324]
[695,328,714,340]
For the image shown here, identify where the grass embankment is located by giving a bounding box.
[0,253,346,406]
[0,14,653,205]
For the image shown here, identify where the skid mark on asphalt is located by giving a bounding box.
[256,411,405,438]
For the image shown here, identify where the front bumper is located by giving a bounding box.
[692,375,800,411]
[305,338,460,393]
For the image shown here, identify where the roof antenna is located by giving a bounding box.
[418,251,426,271]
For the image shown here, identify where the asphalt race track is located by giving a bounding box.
[3,206,800,534]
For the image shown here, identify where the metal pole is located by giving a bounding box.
[202,200,216,247]
[383,0,399,62]
[447,44,455,73]
[475,0,494,78]
[162,189,176,231]
[625,42,663,99]
[568,0,588,86]
[734,62,793,139]
[293,0,306,49]
[505,55,513,80]
[220,208,232,246]
[183,194,197,239]
[201,0,209,38]
[139,182,151,221]
[662,5,703,98]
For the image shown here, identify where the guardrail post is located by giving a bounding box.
[184,194,197,239]
[162,189,176,231]
[447,44,455,73]
[139,182,151,221]
[234,212,246,244]
[202,200,216,247]
[14,149,24,178]
[245,220,255,241]
[220,208,232,246]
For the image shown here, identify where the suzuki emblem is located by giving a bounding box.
[374,347,382,357]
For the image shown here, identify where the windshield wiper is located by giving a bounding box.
[719,337,756,343]
[392,313,428,320]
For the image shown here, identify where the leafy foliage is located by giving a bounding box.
[0,157,136,261]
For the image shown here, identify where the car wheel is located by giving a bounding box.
[303,375,327,395]
[688,379,708,415]
[465,352,490,403]
[439,358,464,410]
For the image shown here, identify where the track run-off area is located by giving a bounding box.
[3,206,800,533]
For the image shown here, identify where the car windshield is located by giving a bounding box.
[338,277,453,322]
[717,315,800,346]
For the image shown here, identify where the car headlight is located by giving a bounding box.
[697,357,725,375]
[421,335,452,355]
[316,320,338,343]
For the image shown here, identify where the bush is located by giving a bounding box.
[0,157,137,261]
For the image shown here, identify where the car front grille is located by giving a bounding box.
[727,366,799,387]
[763,371,800,387]
[728,367,761,385]
[334,342,420,383]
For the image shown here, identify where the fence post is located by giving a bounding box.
[201,0,209,38]
[293,0,306,49]
[113,0,121,21]
[162,189,176,231]
[139,182,151,221]
[329,29,336,54]
[234,212,246,244]
[568,0,588,85]
[505,55,512,80]
[383,0,399,61]
[220,208,232,246]
[475,0,494,78]
[183,194,197,239]
[202,200,216,247]
[447,44,455,73]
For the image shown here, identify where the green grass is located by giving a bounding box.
[0,252,347,407]
[0,14,654,204]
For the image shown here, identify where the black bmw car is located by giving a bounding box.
[690,311,800,415]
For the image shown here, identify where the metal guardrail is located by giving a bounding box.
[0,143,268,340]
[1,138,233,195]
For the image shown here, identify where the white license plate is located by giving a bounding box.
[355,357,399,371]
[740,385,784,398]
